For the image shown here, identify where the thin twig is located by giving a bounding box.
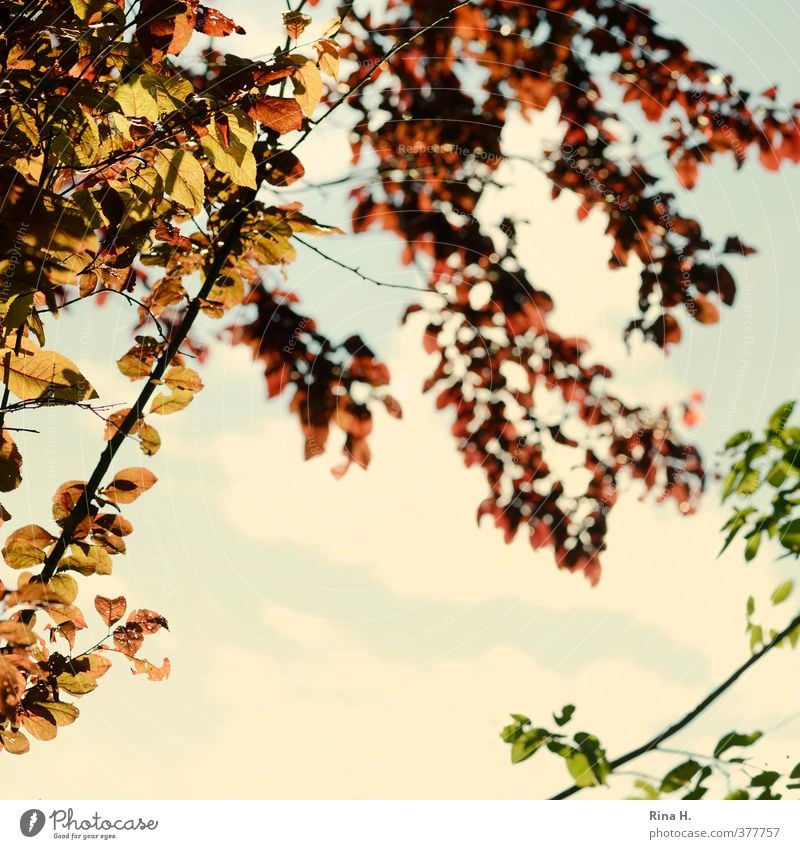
[283,1,472,157]
[549,608,800,799]
[36,287,167,341]
[293,236,440,295]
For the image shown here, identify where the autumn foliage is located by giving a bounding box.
[0,0,797,756]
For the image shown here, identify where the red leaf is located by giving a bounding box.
[195,4,246,37]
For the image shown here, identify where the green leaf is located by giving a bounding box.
[771,581,794,605]
[744,530,762,561]
[510,728,550,765]
[510,713,530,725]
[713,730,762,758]
[631,779,660,800]
[566,751,596,787]
[155,149,205,214]
[778,519,800,553]
[737,469,762,497]
[750,771,781,787]
[746,595,755,617]
[553,705,575,727]
[725,430,752,450]
[660,760,701,793]
[725,789,750,799]
[749,624,763,653]
[768,402,795,434]
[680,765,712,800]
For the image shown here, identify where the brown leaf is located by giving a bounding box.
[283,10,312,40]
[127,609,169,634]
[131,657,171,681]
[94,595,127,628]
[266,151,305,187]
[102,467,157,505]
[113,622,144,657]
[0,430,22,493]
[245,96,304,136]
[195,4,246,37]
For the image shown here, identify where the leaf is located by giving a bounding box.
[660,760,701,793]
[245,96,303,135]
[103,467,157,505]
[195,4,246,37]
[94,595,127,628]
[131,657,171,681]
[56,671,98,696]
[34,701,79,727]
[149,388,194,415]
[283,10,312,39]
[725,789,750,800]
[751,771,781,787]
[200,111,257,188]
[127,609,169,633]
[114,76,161,121]
[0,620,36,645]
[0,347,97,402]
[713,730,762,758]
[769,401,794,434]
[155,149,205,214]
[21,711,57,741]
[553,704,575,727]
[164,366,203,393]
[71,653,112,680]
[0,728,30,754]
[510,728,550,764]
[566,751,596,787]
[265,151,305,187]
[48,573,78,604]
[292,61,323,118]
[0,430,22,493]
[58,544,112,577]
[771,580,794,605]
[744,530,762,561]
[778,519,800,552]
[113,622,144,657]
[3,525,55,570]
[138,423,161,456]
[317,39,340,79]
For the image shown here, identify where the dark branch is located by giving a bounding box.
[549,608,800,800]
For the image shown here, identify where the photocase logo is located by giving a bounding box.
[19,809,46,837]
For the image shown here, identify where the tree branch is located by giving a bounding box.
[30,189,256,591]
[549,608,800,800]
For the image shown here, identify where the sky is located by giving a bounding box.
[2,0,800,800]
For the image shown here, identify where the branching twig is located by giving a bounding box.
[549,608,800,800]
[293,236,439,295]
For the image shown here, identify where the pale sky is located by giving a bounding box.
[2,0,800,800]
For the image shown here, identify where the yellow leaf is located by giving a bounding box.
[33,701,79,726]
[0,728,30,754]
[154,148,205,214]
[292,61,323,118]
[149,388,194,415]
[0,346,97,402]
